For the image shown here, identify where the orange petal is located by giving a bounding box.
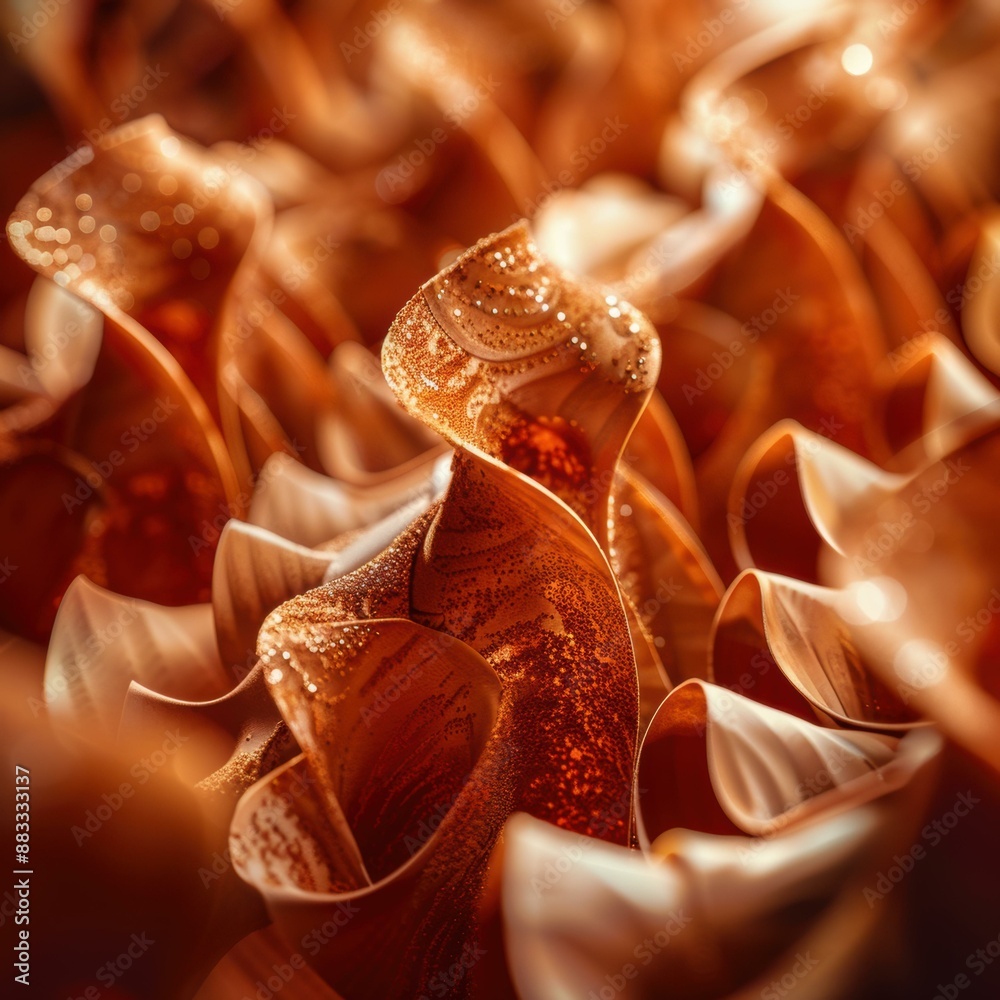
[45,575,229,735]
[232,619,503,995]
[635,679,918,846]
[712,569,919,730]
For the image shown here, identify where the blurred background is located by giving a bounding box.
[2,0,1000,997]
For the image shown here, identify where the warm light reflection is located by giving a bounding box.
[841,43,874,76]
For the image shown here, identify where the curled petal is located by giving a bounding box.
[621,391,700,527]
[616,165,764,306]
[729,421,897,580]
[635,679,916,847]
[736,416,1000,774]
[382,219,718,705]
[212,520,339,672]
[663,178,885,575]
[382,219,660,551]
[0,279,102,408]
[612,465,722,690]
[531,173,688,282]
[879,332,1000,469]
[248,450,450,549]
[120,664,295,803]
[231,619,503,996]
[0,304,240,639]
[319,341,446,482]
[45,575,230,735]
[495,798,926,1000]
[6,114,266,322]
[956,211,1000,375]
[233,445,639,997]
[713,569,918,730]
